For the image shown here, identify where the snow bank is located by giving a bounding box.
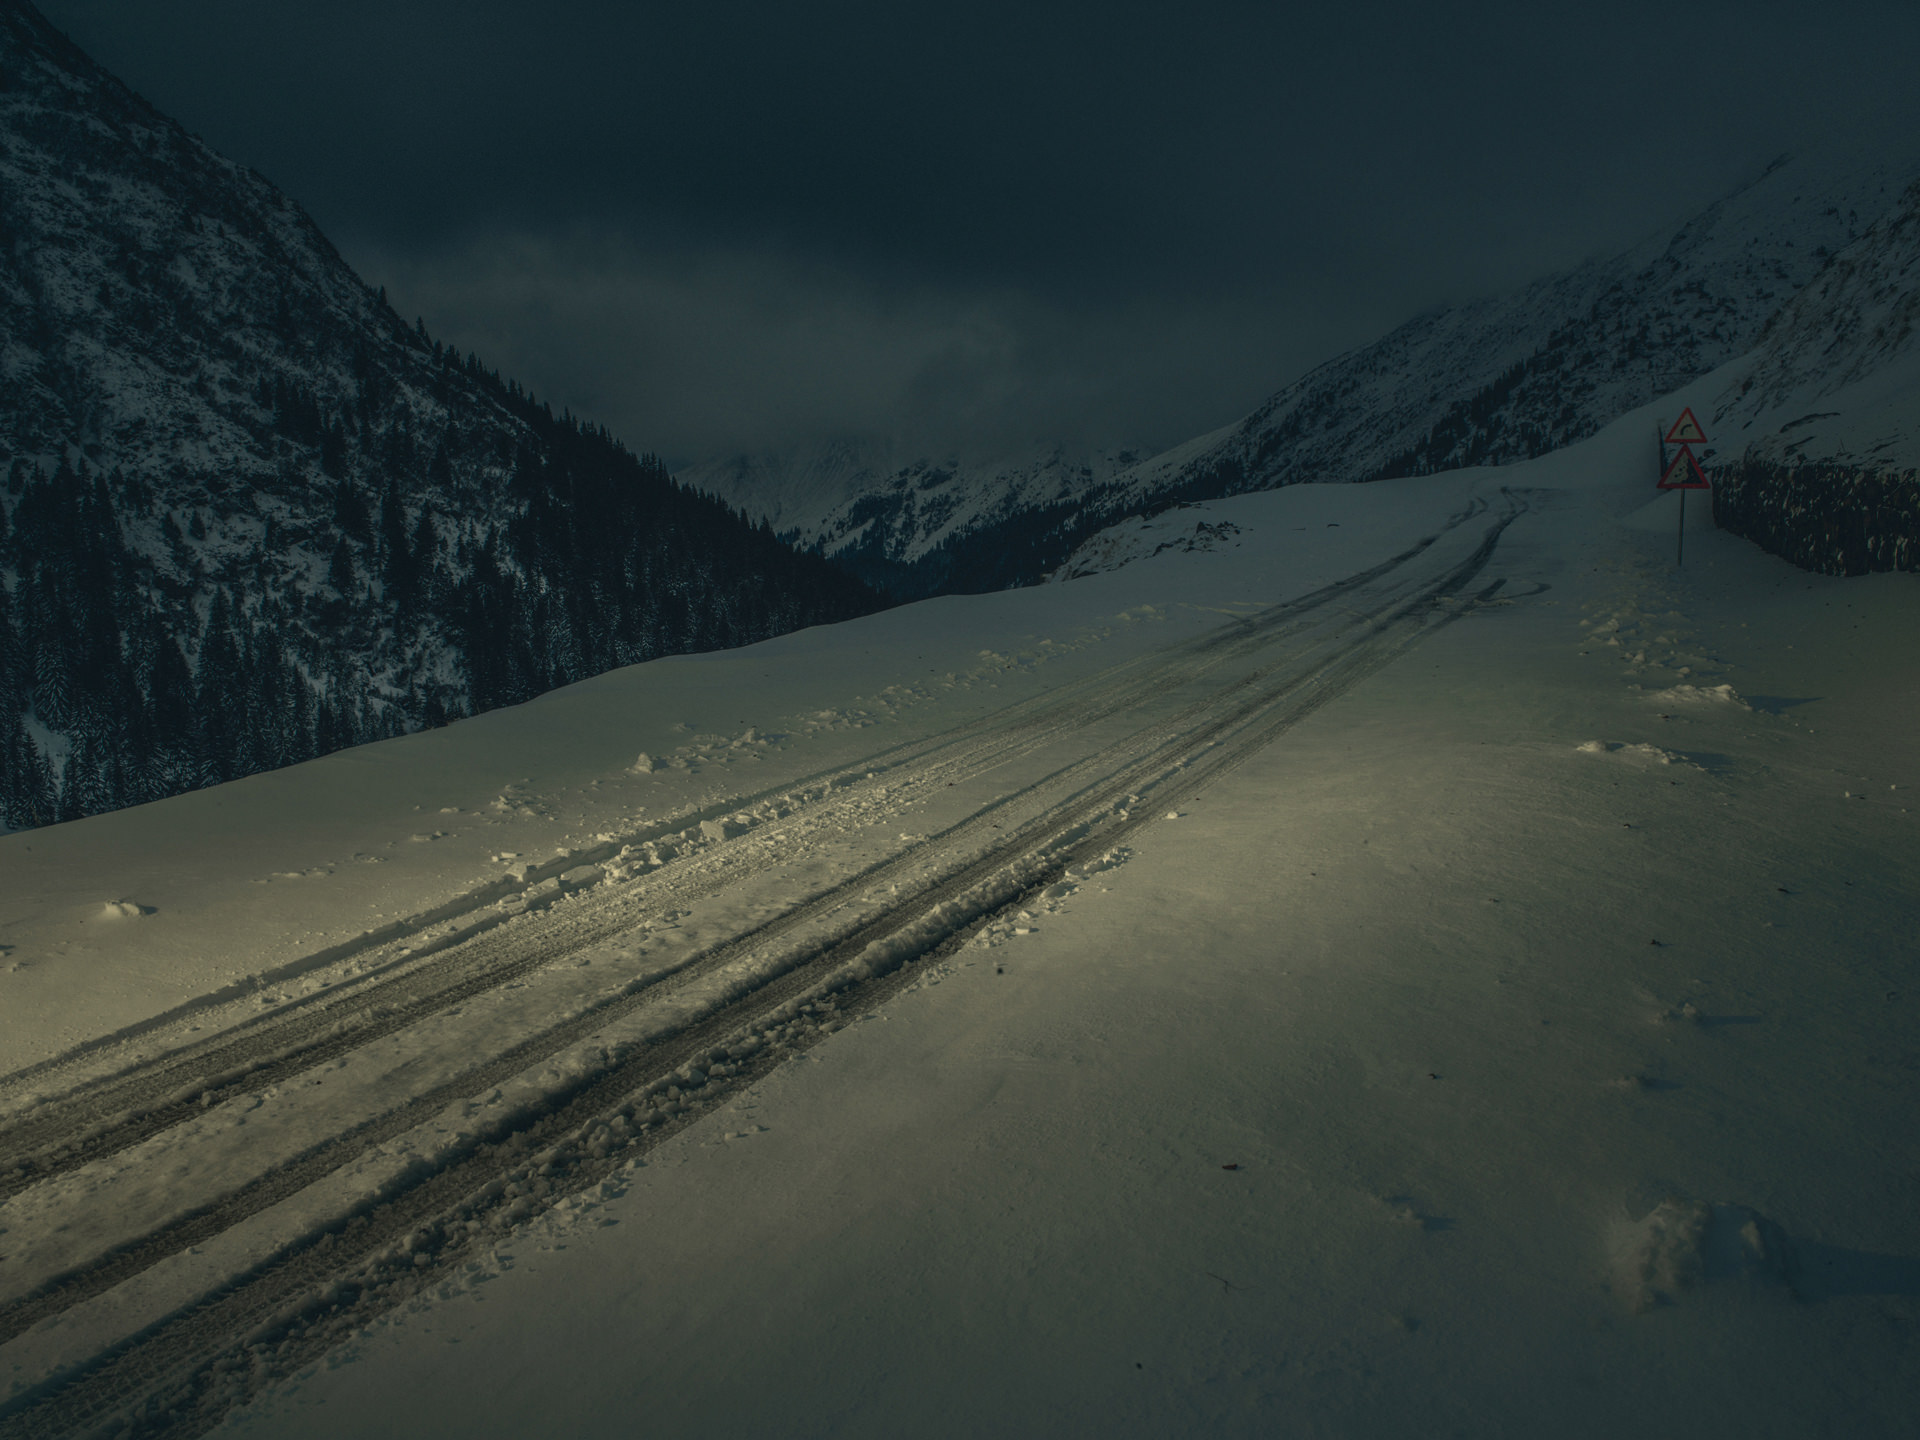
[1611,1197,1796,1312]
[1646,682,1750,709]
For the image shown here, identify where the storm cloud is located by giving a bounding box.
[37,0,1920,464]
[351,228,1390,462]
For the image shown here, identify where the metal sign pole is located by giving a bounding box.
[1658,409,1709,566]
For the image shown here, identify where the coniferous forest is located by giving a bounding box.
[0,4,882,830]
[0,374,881,830]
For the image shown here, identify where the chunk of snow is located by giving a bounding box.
[1611,1197,1795,1312]
[1574,741,1698,767]
[1647,683,1750,709]
[95,900,154,921]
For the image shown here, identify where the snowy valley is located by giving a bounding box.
[2,384,1917,1436]
[0,3,1917,1438]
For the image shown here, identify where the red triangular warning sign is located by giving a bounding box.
[1658,447,1710,490]
[1664,408,1707,445]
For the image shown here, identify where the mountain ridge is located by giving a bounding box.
[701,146,1916,593]
[1705,175,1920,577]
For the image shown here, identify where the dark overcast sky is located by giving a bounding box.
[35,0,1920,465]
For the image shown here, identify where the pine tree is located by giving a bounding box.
[1,711,57,831]
[327,536,356,594]
[193,591,247,783]
[410,509,441,609]
[379,480,415,606]
[332,478,372,543]
[33,634,73,729]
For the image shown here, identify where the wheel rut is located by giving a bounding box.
[0,496,1524,1440]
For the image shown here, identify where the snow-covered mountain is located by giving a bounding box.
[1713,178,1920,469]
[0,3,877,828]
[1706,176,1920,576]
[1110,151,1911,497]
[704,149,1916,594]
[686,438,1152,598]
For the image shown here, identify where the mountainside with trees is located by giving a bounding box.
[0,1,881,829]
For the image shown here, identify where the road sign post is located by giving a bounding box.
[1665,407,1707,445]
[1658,409,1711,565]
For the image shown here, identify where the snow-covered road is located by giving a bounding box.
[2,393,1916,1438]
[2,491,1530,1435]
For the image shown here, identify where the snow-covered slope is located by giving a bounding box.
[1110,150,1913,502]
[1699,178,1920,578]
[1048,504,1245,581]
[3,392,1915,1439]
[1713,178,1920,468]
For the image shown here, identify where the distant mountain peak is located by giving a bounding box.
[685,436,1152,598]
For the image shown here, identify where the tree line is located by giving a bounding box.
[0,400,881,832]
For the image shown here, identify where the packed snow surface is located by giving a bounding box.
[1,387,1916,1439]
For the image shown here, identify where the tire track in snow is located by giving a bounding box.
[0,519,1458,1343]
[0,498,1523,1439]
[0,497,1489,1198]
